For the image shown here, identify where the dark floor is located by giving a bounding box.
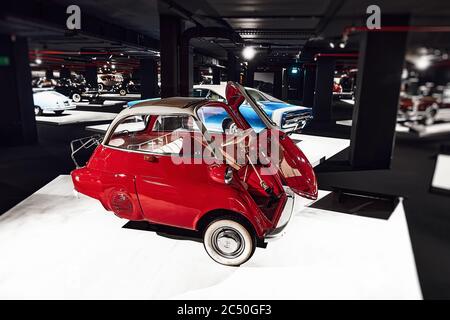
[1,102,450,299]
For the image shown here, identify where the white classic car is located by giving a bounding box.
[33,90,76,116]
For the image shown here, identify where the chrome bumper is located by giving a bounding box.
[266,186,295,239]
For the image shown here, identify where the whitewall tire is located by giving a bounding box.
[203,218,255,266]
[72,93,81,102]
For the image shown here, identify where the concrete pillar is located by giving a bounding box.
[193,66,201,85]
[0,35,37,146]
[245,63,255,87]
[312,57,336,122]
[160,15,181,98]
[281,68,288,100]
[302,64,316,108]
[180,45,193,96]
[60,67,70,79]
[273,68,282,99]
[212,66,221,85]
[140,58,159,99]
[349,15,410,169]
[45,69,53,79]
[84,66,97,88]
[227,52,239,82]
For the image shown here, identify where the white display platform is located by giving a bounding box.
[0,175,421,299]
[336,119,450,137]
[341,99,355,105]
[75,100,124,108]
[432,154,450,191]
[290,133,350,167]
[36,110,118,125]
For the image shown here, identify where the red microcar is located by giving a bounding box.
[71,82,317,266]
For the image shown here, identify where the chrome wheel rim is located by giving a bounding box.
[212,227,245,258]
[73,93,81,102]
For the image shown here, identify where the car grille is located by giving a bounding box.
[281,110,312,128]
[64,101,69,106]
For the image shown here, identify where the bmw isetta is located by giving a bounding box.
[71,82,317,266]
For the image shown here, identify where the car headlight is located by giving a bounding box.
[224,166,233,184]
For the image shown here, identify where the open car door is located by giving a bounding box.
[225,81,318,200]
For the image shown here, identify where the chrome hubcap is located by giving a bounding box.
[212,227,244,258]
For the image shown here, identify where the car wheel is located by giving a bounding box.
[119,89,127,96]
[98,83,104,91]
[54,110,64,116]
[34,106,43,116]
[72,93,82,102]
[203,217,256,266]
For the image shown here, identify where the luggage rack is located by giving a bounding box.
[70,134,103,168]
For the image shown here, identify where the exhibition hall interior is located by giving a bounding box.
[0,0,449,300]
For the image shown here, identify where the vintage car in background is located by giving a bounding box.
[398,87,450,125]
[31,77,57,89]
[71,82,317,266]
[113,79,141,96]
[190,83,313,132]
[97,73,123,91]
[33,90,76,116]
[54,78,99,103]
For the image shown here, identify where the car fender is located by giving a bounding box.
[193,183,272,238]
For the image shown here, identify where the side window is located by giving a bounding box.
[106,115,147,149]
[197,105,236,133]
[207,91,226,102]
[152,115,200,132]
[106,114,200,156]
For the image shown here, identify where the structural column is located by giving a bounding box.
[60,67,70,79]
[226,51,239,82]
[212,66,221,85]
[160,15,181,98]
[45,69,53,79]
[245,63,255,87]
[273,68,283,99]
[302,64,316,108]
[0,35,37,146]
[84,66,97,88]
[140,58,159,99]
[349,15,410,169]
[312,57,335,122]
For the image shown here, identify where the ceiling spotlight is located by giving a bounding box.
[35,58,42,65]
[339,42,345,49]
[329,42,335,49]
[242,46,256,60]
[111,65,116,69]
[415,55,432,70]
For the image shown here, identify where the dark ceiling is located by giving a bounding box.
[2,0,450,68]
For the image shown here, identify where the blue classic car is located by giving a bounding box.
[127,83,312,133]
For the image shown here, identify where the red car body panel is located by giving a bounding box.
[71,82,317,240]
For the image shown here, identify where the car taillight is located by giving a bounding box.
[110,191,133,216]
